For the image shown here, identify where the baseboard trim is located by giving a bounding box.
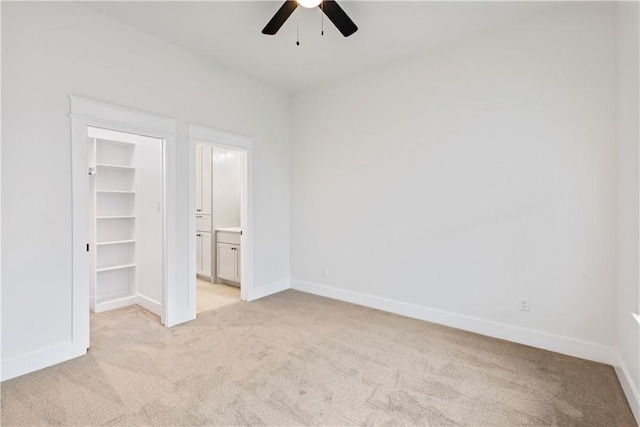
[248,279,290,302]
[136,294,162,317]
[1,342,87,382]
[614,350,640,423]
[94,295,136,313]
[290,280,614,365]
[164,308,195,327]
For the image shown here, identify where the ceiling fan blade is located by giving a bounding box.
[320,1,358,37]
[262,1,298,35]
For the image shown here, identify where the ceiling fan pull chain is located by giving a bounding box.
[296,11,300,45]
[321,2,324,36]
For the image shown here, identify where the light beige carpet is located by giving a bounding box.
[1,290,635,426]
[196,279,240,313]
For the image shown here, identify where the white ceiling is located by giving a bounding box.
[86,1,561,94]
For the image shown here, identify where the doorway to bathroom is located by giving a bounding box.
[188,124,253,316]
[195,144,243,312]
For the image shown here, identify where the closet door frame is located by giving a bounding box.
[188,124,254,314]
[70,96,177,334]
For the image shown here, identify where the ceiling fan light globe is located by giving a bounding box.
[297,0,322,8]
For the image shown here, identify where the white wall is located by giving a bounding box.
[1,2,290,374]
[212,147,242,229]
[615,1,640,421]
[291,3,617,360]
[0,1,4,384]
[134,135,164,310]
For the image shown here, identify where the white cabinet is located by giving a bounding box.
[196,214,212,232]
[195,145,213,280]
[196,231,212,277]
[216,229,241,284]
[196,145,212,215]
[216,243,240,283]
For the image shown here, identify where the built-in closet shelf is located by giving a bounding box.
[97,190,136,194]
[90,135,141,315]
[96,263,136,273]
[96,163,135,170]
[96,216,136,220]
[96,240,135,246]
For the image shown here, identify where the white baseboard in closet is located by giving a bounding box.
[136,294,162,317]
[94,295,136,313]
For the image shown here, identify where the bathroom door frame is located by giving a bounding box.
[188,124,254,313]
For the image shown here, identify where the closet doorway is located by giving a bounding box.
[188,124,253,317]
[87,127,164,318]
[71,97,179,341]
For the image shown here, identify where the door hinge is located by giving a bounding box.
[87,243,90,252]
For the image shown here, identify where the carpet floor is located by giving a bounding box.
[1,290,635,426]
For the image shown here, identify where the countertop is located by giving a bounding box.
[215,227,242,233]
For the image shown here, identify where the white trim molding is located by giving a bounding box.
[2,343,87,383]
[614,350,640,424]
[189,124,253,150]
[69,96,176,135]
[290,280,615,365]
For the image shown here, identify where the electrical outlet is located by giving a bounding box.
[519,298,529,312]
[321,266,328,277]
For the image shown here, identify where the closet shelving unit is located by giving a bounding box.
[89,138,137,312]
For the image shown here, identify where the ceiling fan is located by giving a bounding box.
[262,0,358,38]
